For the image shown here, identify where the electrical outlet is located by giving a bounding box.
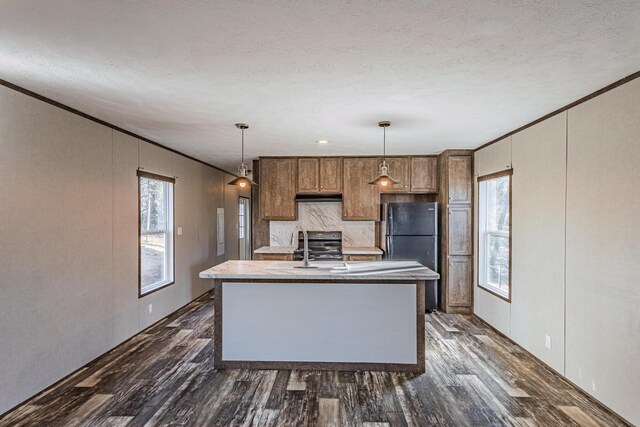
[148,304,153,314]
[177,227,183,236]
[545,335,552,349]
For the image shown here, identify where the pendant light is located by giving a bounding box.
[369,121,399,188]
[227,123,256,188]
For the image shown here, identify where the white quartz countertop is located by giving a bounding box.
[253,246,297,254]
[200,260,439,281]
[254,246,382,255]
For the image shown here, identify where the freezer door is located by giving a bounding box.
[388,203,437,236]
[387,235,437,271]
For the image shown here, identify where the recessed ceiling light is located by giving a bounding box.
[316,139,330,144]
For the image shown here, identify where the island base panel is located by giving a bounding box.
[213,279,425,372]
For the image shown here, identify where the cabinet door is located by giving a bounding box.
[381,157,410,193]
[297,158,320,193]
[448,155,472,204]
[255,253,293,261]
[260,158,297,220]
[447,256,472,306]
[344,254,381,261]
[342,158,380,220]
[411,157,438,193]
[448,206,472,255]
[319,157,342,193]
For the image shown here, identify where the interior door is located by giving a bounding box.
[238,197,251,260]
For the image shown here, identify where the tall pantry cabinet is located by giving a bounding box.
[437,150,474,313]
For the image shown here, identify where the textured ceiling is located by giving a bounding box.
[1,1,640,173]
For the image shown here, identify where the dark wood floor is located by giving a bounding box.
[0,292,629,427]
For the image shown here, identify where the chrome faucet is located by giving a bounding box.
[291,225,316,268]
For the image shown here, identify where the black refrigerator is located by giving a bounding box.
[381,202,438,312]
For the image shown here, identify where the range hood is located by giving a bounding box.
[294,193,343,203]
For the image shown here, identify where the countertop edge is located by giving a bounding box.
[254,246,383,255]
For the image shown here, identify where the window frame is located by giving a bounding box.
[477,169,512,302]
[238,196,251,260]
[137,170,176,297]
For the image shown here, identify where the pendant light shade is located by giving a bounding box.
[227,123,256,188]
[227,175,253,188]
[369,121,399,187]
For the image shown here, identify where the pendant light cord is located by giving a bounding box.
[241,128,245,165]
[383,125,386,161]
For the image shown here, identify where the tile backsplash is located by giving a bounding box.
[269,202,375,247]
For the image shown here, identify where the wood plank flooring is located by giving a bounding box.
[0,292,630,427]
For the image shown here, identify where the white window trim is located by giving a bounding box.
[477,171,511,301]
[139,173,175,296]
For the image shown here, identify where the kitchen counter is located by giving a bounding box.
[253,246,297,254]
[199,260,437,372]
[200,260,436,281]
[254,245,382,255]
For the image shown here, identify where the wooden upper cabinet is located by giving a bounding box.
[319,157,342,193]
[448,155,473,204]
[342,157,380,221]
[260,158,297,220]
[297,158,320,193]
[381,157,410,193]
[411,156,438,193]
[297,157,343,193]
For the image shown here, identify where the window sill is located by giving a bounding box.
[139,280,175,298]
[478,283,511,303]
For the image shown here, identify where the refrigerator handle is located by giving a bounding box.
[388,205,393,236]
[387,235,392,258]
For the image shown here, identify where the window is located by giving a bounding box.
[238,199,246,240]
[138,171,175,296]
[478,170,512,300]
[238,197,251,260]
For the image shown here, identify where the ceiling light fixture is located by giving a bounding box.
[227,123,256,188]
[369,121,399,188]
[316,139,330,144]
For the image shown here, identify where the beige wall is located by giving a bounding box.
[474,136,512,336]
[565,79,640,424]
[0,85,249,414]
[474,79,640,424]
[511,112,567,373]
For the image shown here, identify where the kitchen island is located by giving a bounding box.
[199,260,439,372]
